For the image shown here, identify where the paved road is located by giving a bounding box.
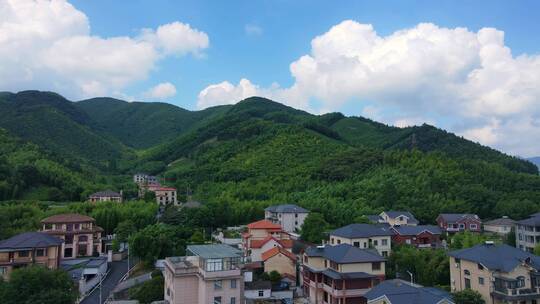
[81,259,128,304]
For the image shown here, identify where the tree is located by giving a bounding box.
[115,220,137,243]
[130,272,164,304]
[301,212,329,244]
[452,289,485,304]
[129,223,191,265]
[387,245,449,287]
[2,266,78,304]
[450,231,498,250]
[505,228,516,247]
[261,271,282,284]
[534,244,540,256]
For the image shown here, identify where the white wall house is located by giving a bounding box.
[264,204,309,233]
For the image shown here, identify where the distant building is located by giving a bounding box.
[163,244,244,304]
[40,213,103,259]
[0,232,63,280]
[367,211,419,226]
[242,220,293,263]
[154,187,178,206]
[436,213,481,233]
[133,173,158,185]
[484,216,515,235]
[244,280,294,303]
[88,190,122,203]
[61,257,108,295]
[302,244,386,304]
[516,213,540,252]
[328,224,393,257]
[265,204,309,233]
[365,279,454,304]
[449,242,540,304]
[390,225,442,248]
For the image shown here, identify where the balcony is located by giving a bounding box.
[492,285,540,300]
[322,283,370,297]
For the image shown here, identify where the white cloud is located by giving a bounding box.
[0,0,209,99]
[245,24,263,36]
[144,82,177,100]
[198,20,540,156]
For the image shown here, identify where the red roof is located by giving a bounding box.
[250,235,293,249]
[41,213,95,223]
[261,247,296,261]
[247,220,281,230]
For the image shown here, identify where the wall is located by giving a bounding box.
[264,253,296,277]
[329,235,391,256]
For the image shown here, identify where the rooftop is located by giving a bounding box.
[383,211,419,224]
[517,213,540,226]
[330,223,394,238]
[186,244,242,259]
[323,268,376,280]
[265,204,309,213]
[247,219,282,230]
[0,232,63,251]
[391,225,441,236]
[41,213,96,223]
[438,213,480,223]
[449,243,540,272]
[250,235,293,249]
[261,246,296,261]
[484,217,516,226]
[305,244,385,264]
[89,190,121,198]
[365,279,454,304]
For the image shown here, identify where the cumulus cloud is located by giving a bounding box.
[198,20,540,156]
[144,82,177,100]
[244,24,263,36]
[0,0,208,98]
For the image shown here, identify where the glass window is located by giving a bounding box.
[382,239,388,246]
[459,224,465,229]
[374,240,378,246]
[230,297,236,304]
[353,242,360,247]
[464,270,471,275]
[230,279,237,289]
[372,262,381,271]
[18,250,29,257]
[337,239,341,244]
[470,224,478,230]
[207,259,223,272]
[213,297,222,304]
[36,248,46,257]
[0,267,6,274]
[465,278,471,289]
[214,280,222,290]
[258,290,264,297]
[479,277,484,285]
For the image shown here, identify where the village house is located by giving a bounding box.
[163,244,244,304]
[436,213,482,233]
[244,280,294,303]
[88,190,122,203]
[449,242,540,304]
[261,246,297,285]
[302,244,386,304]
[0,232,63,280]
[154,187,178,206]
[242,220,294,263]
[367,211,419,226]
[133,173,158,185]
[390,225,442,248]
[483,216,515,235]
[328,224,393,257]
[365,279,454,304]
[40,213,103,259]
[265,204,309,233]
[516,213,540,253]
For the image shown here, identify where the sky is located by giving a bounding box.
[1,0,540,157]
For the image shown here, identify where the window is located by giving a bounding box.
[230,279,237,289]
[331,238,335,244]
[258,290,264,297]
[214,280,223,290]
[18,250,29,257]
[405,239,411,244]
[0,267,6,275]
[363,242,368,248]
[517,276,526,288]
[382,239,388,246]
[213,296,222,304]
[295,221,298,225]
[478,277,484,285]
[464,270,471,276]
[230,297,236,304]
[295,214,298,218]
[65,235,74,244]
[353,242,360,247]
[372,262,381,271]
[36,248,46,257]
[455,258,461,264]
[459,223,465,229]
[373,240,378,246]
[79,235,88,242]
[465,278,471,289]
[470,224,478,230]
[304,256,308,263]
[382,251,388,257]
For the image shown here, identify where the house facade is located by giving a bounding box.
[390,225,442,248]
[449,243,540,304]
[436,213,482,233]
[163,244,244,304]
[264,204,309,233]
[154,187,178,206]
[262,247,297,284]
[242,220,293,263]
[365,279,454,304]
[516,213,540,253]
[302,244,386,304]
[88,190,122,203]
[328,224,393,257]
[40,213,103,259]
[368,211,419,226]
[0,232,63,280]
[484,217,515,235]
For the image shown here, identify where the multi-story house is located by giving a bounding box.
[163,244,244,304]
[264,204,309,233]
[0,232,63,280]
[261,247,297,284]
[365,279,454,304]
[88,190,122,203]
[302,244,386,304]
[40,214,103,259]
[436,213,481,233]
[449,242,540,304]
[484,216,515,235]
[327,224,393,257]
[367,211,419,226]
[133,173,158,185]
[516,213,540,253]
[154,187,178,206]
[390,225,442,248]
[242,220,293,263]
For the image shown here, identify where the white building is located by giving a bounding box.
[264,204,309,233]
[484,216,515,235]
[327,224,393,257]
[516,213,540,253]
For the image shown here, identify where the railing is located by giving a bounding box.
[493,286,540,296]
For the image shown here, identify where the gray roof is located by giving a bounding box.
[365,279,454,304]
[265,204,309,213]
[331,224,394,238]
[484,217,515,226]
[384,211,419,224]
[392,225,441,236]
[517,214,540,226]
[449,243,540,272]
[89,190,121,198]
[245,281,272,290]
[323,268,376,280]
[305,244,385,264]
[438,213,480,223]
[187,244,242,259]
[0,232,63,251]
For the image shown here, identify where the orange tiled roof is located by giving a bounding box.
[261,246,296,261]
[247,220,282,230]
[250,235,293,249]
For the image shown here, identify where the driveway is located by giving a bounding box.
[81,259,128,304]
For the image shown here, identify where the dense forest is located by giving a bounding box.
[1,90,539,229]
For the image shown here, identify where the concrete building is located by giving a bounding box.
[449,242,540,304]
[484,217,515,235]
[328,224,393,257]
[88,190,122,203]
[262,247,297,284]
[516,213,540,253]
[244,280,294,303]
[61,257,108,295]
[164,244,244,304]
[154,187,178,206]
[365,279,454,304]
[40,213,103,259]
[436,213,482,233]
[390,225,442,248]
[242,220,293,263]
[133,173,158,185]
[367,211,419,226]
[0,232,63,280]
[265,204,309,233]
[302,244,386,304]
